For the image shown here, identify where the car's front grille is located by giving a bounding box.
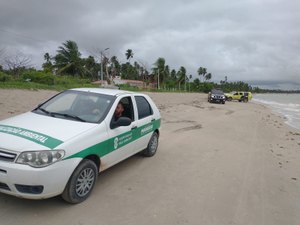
[213,95,224,99]
[0,150,17,162]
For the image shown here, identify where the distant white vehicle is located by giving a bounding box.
[0,88,161,203]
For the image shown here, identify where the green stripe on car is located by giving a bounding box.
[65,119,161,159]
[0,124,63,149]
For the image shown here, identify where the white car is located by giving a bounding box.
[0,88,161,203]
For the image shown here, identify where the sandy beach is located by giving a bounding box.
[1,89,300,225]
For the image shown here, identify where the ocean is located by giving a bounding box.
[253,94,300,131]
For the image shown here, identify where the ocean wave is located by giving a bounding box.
[253,96,300,131]
[253,98,300,109]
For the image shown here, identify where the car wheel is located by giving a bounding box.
[143,132,159,157]
[228,97,232,101]
[62,159,98,204]
[222,101,225,104]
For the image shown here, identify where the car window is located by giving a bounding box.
[111,97,135,122]
[135,96,153,119]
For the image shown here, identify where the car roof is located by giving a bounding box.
[70,88,133,96]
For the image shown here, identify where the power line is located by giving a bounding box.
[0,28,45,42]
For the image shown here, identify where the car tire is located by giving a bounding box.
[62,159,98,204]
[143,132,159,157]
[228,97,232,101]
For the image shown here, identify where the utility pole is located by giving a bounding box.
[157,68,160,90]
[184,75,186,91]
[189,75,192,92]
[100,47,109,85]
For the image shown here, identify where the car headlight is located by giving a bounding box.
[211,95,215,98]
[16,150,65,168]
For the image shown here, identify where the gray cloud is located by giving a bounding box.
[0,0,299,89]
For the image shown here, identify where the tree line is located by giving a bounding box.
[40,40,216,90]
[0,40,279,93]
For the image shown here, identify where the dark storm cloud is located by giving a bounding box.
[0,0,299,89]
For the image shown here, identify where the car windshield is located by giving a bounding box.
[33,90,115,123]
[211,89,224,95]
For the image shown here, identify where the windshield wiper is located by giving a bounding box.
[34,107,86,122]
[49,112,87,122]
[34,106,51,115]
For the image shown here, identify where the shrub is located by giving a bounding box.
[0,72,12,82]
[199,82,214,93]
[21,71,56,85]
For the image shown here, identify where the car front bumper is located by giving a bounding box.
[210,98,225,103]
[0,158,81,199]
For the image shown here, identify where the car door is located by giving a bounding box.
[233,92,239,100]
[132,95,156,153]
[103,95,138,168]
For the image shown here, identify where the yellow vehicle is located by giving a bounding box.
[225,91,253,102]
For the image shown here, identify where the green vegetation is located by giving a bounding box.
[0,71,97,91]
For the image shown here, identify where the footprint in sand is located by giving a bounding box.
[225,110,234,115]
[174,124,202,133]
[165,120,195,124]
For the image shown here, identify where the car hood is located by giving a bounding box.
[211,94,224,97]
[0,112,98,152]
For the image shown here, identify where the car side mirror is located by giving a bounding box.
[110,117,132,129]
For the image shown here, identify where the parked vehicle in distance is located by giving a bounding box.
[0,88,161,203]
[208,89,226,104]
[225,91,253,102]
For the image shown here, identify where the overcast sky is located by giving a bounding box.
[0,0,299,89]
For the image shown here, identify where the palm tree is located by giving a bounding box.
[170,69,177,80]
[82,55,98,80]
[153,57,166,89]
[54,40,84,76]
[110,56,121,78]
[205,73,212,81]
[42,52,53,73]
[44,53,51,63]
[197,67,207,82]
[125,49,134,62]
[177,66,186,90]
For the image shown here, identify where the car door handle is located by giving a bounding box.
[151,118,155,122]
[131,126,137,130]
